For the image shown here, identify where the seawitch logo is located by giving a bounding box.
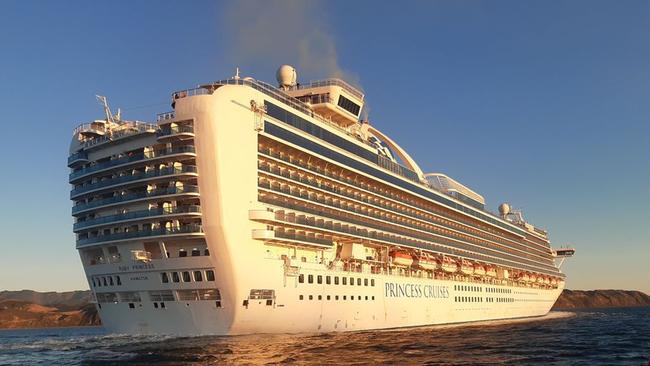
[385,282,449,299]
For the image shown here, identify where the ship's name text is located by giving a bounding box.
[384,283,449,299]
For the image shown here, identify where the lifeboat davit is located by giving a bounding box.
[390,251,413,267]
[415,255,439,271]
[473,264,486,276]
[486,266,497,278]
[441,257,458,273]
[459,259,474,275]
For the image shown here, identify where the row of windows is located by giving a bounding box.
[96,289,220,304]
[487,287,511,294]
[455,296,483,303]
[298,274,375,287]
[92,275,122,287]
[161,270,215,283]
[455,284,481,292]
[455,296,514,303]
[262,120,531,238]
[337,95,361,116]
[299,294,375,301]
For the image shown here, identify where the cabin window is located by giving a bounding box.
[116,276,121,286]
[299,295,304,300]
[343,295,347,300]
[335,295,339,300]
[326,276,331,285]
[194,271,203,282]
[317,275,322,284]
[109,277,114,286]
[371,279,375,287]
[182,271,191,282]
[334,276,339,285]
[342,277,347,285]
[357,278,361,286]
[372,296,375,300]
[327,295,331,300]
[206,270,215,281]
[309,295,313,300]
[204,249,210,256]
[318,295,322,300]
[364,279,368,286]
[350,277,354,286]
[161,273,169,283]
[299,274,304,283]
[102,277,107,286]
[308,275,313,284]
[191,248,200,256]
[179,249,187,257]
[172,272,180,283]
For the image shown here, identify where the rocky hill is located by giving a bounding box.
[552,289,650,309]
[0,300,99,329]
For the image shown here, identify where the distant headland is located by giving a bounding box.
[0,289,648,329]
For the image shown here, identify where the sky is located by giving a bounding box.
[0,0,648,294]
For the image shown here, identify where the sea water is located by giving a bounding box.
[0,308,648,365]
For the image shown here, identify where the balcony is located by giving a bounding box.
[157,125,194,140]
[69,146,196,183]
[72,185,199,215]
[76,224,204,247]
[73,205,201,232]
[70,166,198,199]
[68,151,89,167]
[252,229,332,248]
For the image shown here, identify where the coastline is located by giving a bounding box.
[1,289,648,330]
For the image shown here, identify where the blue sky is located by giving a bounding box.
[0,0,648,293]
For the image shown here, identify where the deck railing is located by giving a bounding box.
[72,185,199,214]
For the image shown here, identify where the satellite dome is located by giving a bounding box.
[498,203,511,216]
[276,65,297,88]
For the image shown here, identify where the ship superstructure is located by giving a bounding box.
[69,66,573,335]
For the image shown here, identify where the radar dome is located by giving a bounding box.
[498,203,511,216]
[276,65,297,88]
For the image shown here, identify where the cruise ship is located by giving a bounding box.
[68,65,574,335]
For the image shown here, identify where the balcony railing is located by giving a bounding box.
[69,146,196,182]
[72,185,199,214]
[76,224,204,246]
[157,111,175,122]
[158,125,194,137]
[70,166,198,198]
[67,151,89,167]
[74,205,201,231]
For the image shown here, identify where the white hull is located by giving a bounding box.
[92,257,563,335]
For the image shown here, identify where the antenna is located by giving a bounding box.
[234,66,240,80]
[96,95,114,123]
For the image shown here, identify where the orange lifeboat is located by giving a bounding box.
[550,278,558,286]
[544,277,551,285]
[473,264,486,276]
[459,259,474,275]
[415,254,439,271]
[536,276,545,284]
[486,266,497,278]
[441,257,458,273]
[390,251,413,267]
[528,274,536,283]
